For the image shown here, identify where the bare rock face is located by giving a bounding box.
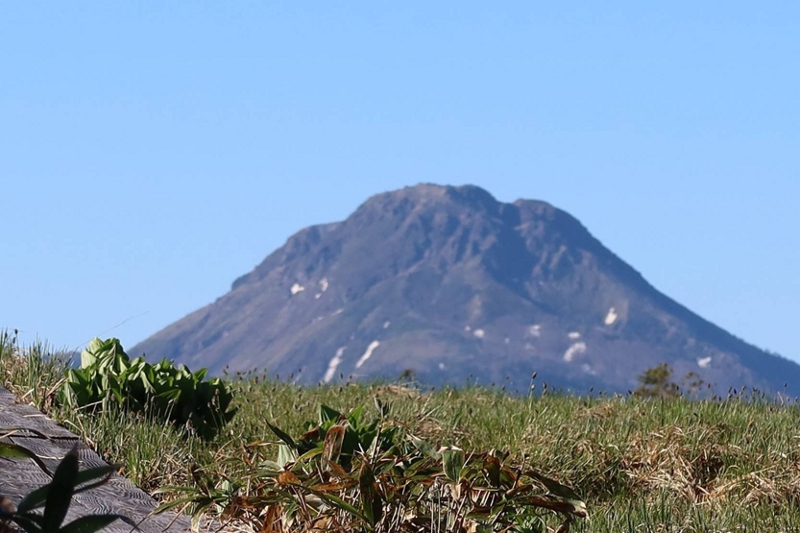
[132,184,800,395]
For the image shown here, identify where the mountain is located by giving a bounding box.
[132,184,800,395]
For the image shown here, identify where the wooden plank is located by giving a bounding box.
[0,403,77,438]
[7,437,108,477]
[0,386,195,533]
[0,455,53,492]
[0,388,16,404]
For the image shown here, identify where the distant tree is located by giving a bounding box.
[680,371,708,398]
[635,363,680,399]
[398,368,416,382]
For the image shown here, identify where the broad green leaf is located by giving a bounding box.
[58,514,130,533]
[80,338,102,368]
[17,464,115,514]
[10,513,44,533]
[529,472,584,503]
[359,463,382,526]
[483,455,501,487]
[522,494,588,518]
[346,405,365,426]
[0,442,52,476]
[408,434,440,460]
[373,396,390,419]
[153,495,200,514]
[311,491,369,523]
[267,422,298,450]
[323,425,345,468]
[257,460,284,475]
[319,404,342,425]
[43,446,79,532]
[277,444,298,467]
[72,466,117,494]
[296,446,324,465]
[441,446,465,483]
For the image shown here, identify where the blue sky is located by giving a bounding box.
[2,3,799,363]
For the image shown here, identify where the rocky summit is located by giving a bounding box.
[132,184,800,395]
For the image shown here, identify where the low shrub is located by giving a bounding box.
[59,337,236,440]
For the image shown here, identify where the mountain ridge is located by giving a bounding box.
[132,184,800,395]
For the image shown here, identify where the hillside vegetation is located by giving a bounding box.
[2,331,800,532]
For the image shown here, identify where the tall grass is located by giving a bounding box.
[3,332,800,531]
[0,330,70,411]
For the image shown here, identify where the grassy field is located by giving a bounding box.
[3,331,800,532]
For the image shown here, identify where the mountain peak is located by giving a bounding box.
[355,183,502,220]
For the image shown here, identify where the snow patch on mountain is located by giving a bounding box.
[323,347,346,383]
[355,341,380,369]
[564,342,587,362]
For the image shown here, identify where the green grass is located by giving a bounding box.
[3,331,800,532]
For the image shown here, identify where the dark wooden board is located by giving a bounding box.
[0,385,195,533]
[0,402,76,439]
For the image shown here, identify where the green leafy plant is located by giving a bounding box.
[0,444,137,533]
[160,402,588,532]
[262,403,587,532]
[153,465,241,532]
[266,402,401,471]
[60,337,236,440]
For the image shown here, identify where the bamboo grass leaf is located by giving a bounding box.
[527,472,587,516]
[358,463,382,526]
[266,422,298,450]
[310,491,369,523]
[322,425,345,469]
[42,446,79,532]
[408,434,440,460]
[441,446,465,483]
[10,513,44,533]
[17,465,116,514]
[0,442,52,476]
[318,405,342,425]
[58,514,132,533]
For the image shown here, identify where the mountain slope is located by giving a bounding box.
[132,184,800,395]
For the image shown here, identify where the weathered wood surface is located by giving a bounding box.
[0,386,194,533]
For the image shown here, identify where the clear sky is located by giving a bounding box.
[2,3,799,364]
